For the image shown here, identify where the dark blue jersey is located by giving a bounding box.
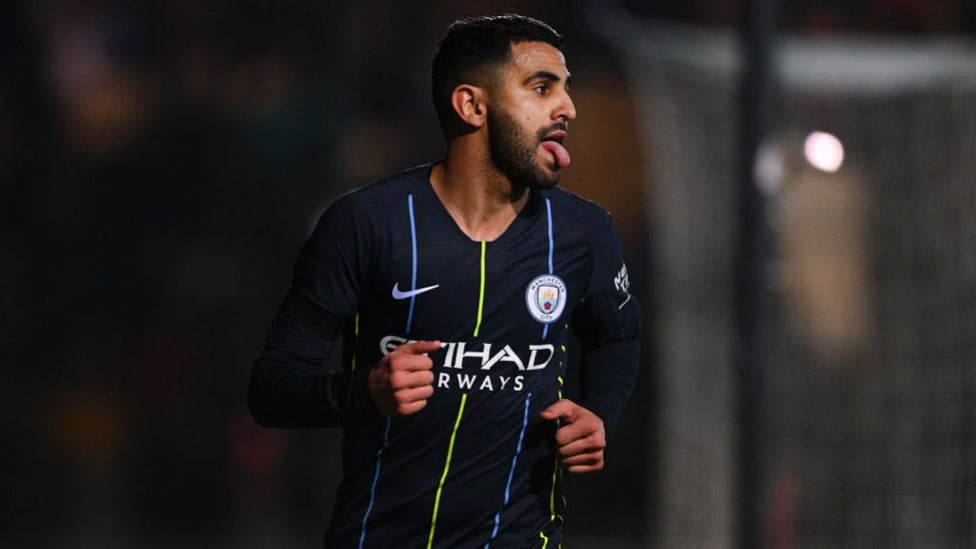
[250,163,641,548]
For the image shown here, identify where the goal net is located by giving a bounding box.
[599,14,976,549]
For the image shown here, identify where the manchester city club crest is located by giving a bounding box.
[525,274,567,324]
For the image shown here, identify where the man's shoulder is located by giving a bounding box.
[544,186,612,224]
[331,163,433,214]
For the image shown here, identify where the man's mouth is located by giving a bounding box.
[540,128,571,169]
[542,129,566,144]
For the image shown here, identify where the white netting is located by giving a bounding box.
[599,13,976,549]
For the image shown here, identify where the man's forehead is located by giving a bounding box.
[508,41,569,76]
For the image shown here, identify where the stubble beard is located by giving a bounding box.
[487,109,562,194]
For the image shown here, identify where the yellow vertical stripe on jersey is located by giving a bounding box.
[539,531,549,549]
[351,313,360,370]
[548,456,564,526]
[549,455,559,520]
[473,241,487,337]
[427,393,468,548]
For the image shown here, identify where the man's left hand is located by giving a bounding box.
[539,399,606,474]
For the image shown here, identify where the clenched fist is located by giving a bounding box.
[539,398,607,474]
[369,340,440,417]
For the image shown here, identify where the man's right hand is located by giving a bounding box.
[368,340,440,417]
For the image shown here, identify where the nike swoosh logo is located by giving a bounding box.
[392,282,441,300]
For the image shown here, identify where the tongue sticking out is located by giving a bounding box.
[540,140,571,169]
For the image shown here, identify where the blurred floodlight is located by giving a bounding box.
[804,131,845,173]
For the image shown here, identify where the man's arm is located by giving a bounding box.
[572,211,642,436]
[538,334,640,473]
[542,211,642,472]
[248,291,441,427]
[249,195,378,428]
[575,334,641,437]
[247,291,376,428]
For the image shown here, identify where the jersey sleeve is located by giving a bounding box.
[291,196,370,318]
[248,196,377,428]
[570,210,642,436]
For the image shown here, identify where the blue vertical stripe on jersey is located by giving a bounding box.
[361,194,417,546]
[359,418,392,549]
[545,198,554,274]
[541,197,562,527]
[406,194,418,334]
[543,198,554,339]
[486,393,533,548]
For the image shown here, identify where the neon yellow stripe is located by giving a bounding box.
[350,313,360,370]
[549,458,559,520]
[539,531,549,549]
[427,393,468,548]
[473,241,487,337]
[549,454,559,520]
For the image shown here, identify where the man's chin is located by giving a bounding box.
[538,164,563,188]
[529,159,563,187]
[501,159,562,191]
[527,174,561,190]
[538,176,561,189]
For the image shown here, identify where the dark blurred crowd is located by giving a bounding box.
[1,0,972,545]
[0,1,621,544]
[1,1,450,542]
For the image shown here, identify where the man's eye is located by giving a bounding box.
[534,85,549,95]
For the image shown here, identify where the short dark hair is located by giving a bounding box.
[431,14,564,137]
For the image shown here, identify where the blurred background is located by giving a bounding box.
[2,0,974,547]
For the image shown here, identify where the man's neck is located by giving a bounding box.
[429,156,529,242]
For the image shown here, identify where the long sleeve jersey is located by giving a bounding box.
[249,163,641,548]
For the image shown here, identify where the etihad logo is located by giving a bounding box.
[380,335,553,371]
[380,335,556,393]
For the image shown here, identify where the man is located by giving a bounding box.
[248,14,641,548]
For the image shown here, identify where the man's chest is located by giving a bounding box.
[361,228,592,342]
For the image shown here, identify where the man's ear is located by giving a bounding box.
[450,84,487,129]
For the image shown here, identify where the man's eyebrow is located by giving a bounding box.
[524,70,572,86]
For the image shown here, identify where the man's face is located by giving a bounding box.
[487,41,576,190]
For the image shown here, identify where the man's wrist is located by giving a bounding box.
[327,367,380,417]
